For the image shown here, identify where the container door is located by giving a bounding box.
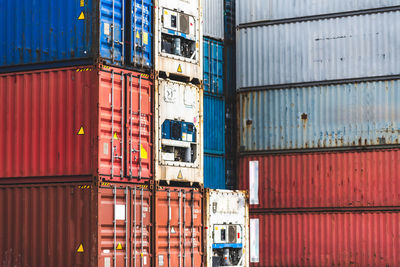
[130,0,153,68]
[99,69,125,180]
[125,73,152,181]
[155,187,203,267]
[100,0,125,65]
[204,38,224,95]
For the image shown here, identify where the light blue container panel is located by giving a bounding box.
[240,80,400,152]
[204,154,226,189]
[204,94,225,154]
[0,0,152,71]
[203,37,224,95]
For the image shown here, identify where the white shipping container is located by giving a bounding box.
[154,0,203,82]
[154,78,203,185]
[236,0,400,25]
[204,189,249,267]
[203,0,224,40]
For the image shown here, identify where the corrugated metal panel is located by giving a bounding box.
[0,183,95,266]
[239,80,400,152]
[154,186,203,267]
[0,0,152,70]
[250,212,400,266]
[0,65,153,183]
[239,149,400,210]
[237,0,400,25]
[224,0,236,41]
[204,154,226,189]
[203,38,224,95]
[237,11,400,88]
[204,95,225,154]
[203,0,224,40]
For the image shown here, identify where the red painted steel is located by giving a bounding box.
[154,186,203,267]
[239,149,400,209]
[0,182,152,267]
[250,212,400,267]
[0,65,152,183]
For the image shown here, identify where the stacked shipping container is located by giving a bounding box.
[236,1,400,266]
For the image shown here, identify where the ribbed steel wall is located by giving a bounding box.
[236,0,400,25]
[237,11,400,88]
[204,154,226,189]
[203,38,224,95]
[203,0,224,40]
[239,80,400,152]
[204,95,225,154]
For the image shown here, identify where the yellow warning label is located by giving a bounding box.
[140,145,148,159]
[113,132,118,140]
[164,10,168,15]
[77,243,84,253]
[116,243,123,250]
[78,12,85,20]
[177,64,182,73]
[177,170,183,179]
[80,0,84,7]
[140,253,144,257]
[78,127,85,135]
[143,32,148,45]
[136,31,140,39]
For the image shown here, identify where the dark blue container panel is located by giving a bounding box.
[0,0,152,70]
[203,38,224,95]
[130,0,152,67]
[204,94,225,154]
[204,154,226,189]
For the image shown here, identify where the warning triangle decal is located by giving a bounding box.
[140,145,148,159]
[77,243,84,253]
[116,243,123,250]
[171,227,176,234]
[177,170,183,179]
[177,64,182,73]
[78,127,85,135]
[78,12,85,20]
[136,31,140,39]
[113,132,118,140]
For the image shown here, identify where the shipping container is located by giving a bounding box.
[239,80,400,152]
[154,186,203,267]
[204,95,225,154]
[204,189,249,267]
[224,0,236,42]
[0,65,152,183]
[237,11,400,88]
[203,0,224,40]
[239,149,400,210]
[154,78,203,185]
[236,0,400,25]
[0,0,152,71]
[250,211,400,266]
[0,182,152,267]
[204,154,226,189]
[204,38,224,95]
[154,0,203,82]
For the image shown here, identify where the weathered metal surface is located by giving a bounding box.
[203,38,224,95]
[236,0,400,25]
[154,186,203,267]
[0,65,152,183]
[203,0,224,40]
[204,154,226,189]
[239,80,400,152]
[250,211,400,266]
[237,11,400,88]
[239,149,400,209]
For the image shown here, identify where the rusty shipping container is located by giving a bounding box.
[239,149,400,210]
[250,211,400,266]
[154,186,203,267]
[0,65,152,183]
[0,182,152,267]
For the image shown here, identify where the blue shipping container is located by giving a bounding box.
[239,80,400,152]
[204,154,226,189]
[0,0,152,71]
[204,94,225,154]
[203,37,224,95]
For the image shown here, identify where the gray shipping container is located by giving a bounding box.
[239,80,400,152]
[237,11,400,89]
[203,0,224,40]
[236,0,400,25]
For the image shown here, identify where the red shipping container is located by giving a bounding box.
[249,211,400,267]
[0,65,152,183]
[154,186,203,267]
[0,182,152,267]
[239,150,400,210]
